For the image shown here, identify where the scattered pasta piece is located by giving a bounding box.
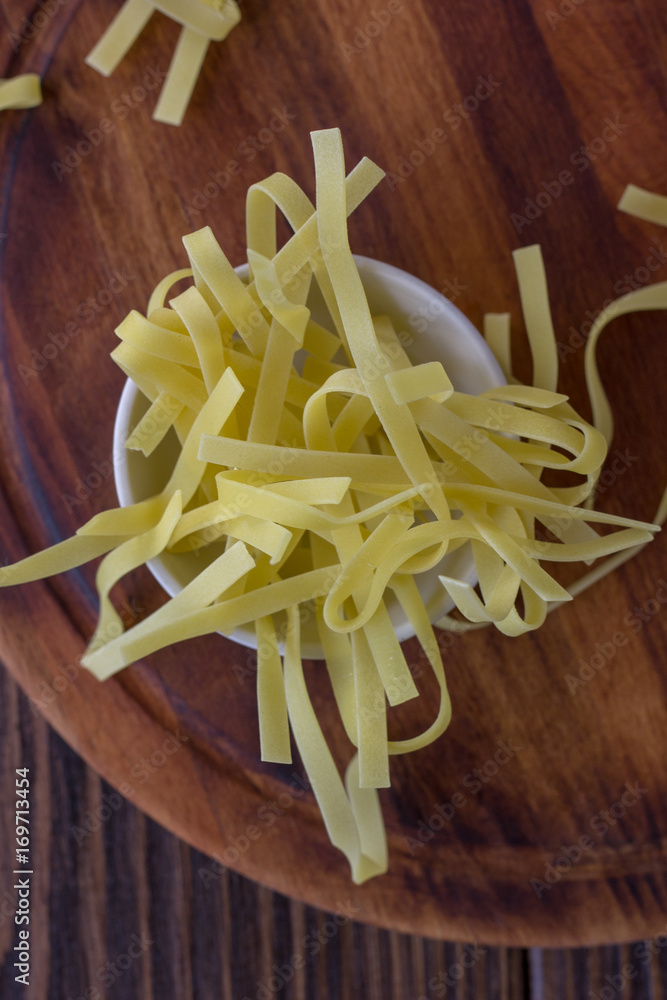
[85,0,241,126]
[0,75,42,112]
[0,130,664,883]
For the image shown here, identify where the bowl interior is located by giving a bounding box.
[114,256,505,657]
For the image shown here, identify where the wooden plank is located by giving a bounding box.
[0,0,666,953]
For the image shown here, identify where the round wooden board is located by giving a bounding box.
[1,0,667,948]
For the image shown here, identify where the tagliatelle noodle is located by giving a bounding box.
[256,616,291,764]
[217,349,318,410]
[483,313,512,380]
[83,540,257,678]
[302,321,342,363]
[87,566,343,676]
[244,174,339,451]
[617,184,667,226]
[89,492,183,650]
[512,246,559,393]
[563,489,667,603]
[0,75,42,112]
[304,349,599,545]
[171,288,227,393]
[0,534,119,585]
[326,506,419,709]
[170,509,292,563]
[485,251,572,559]
[312,131,452,524]
[476,185,667,614]
[439,484,655,532]
[57,369,243,643]
[224,461,422,715]
[507,247,558,561]
[147,269,194,312]
[343,752,388,873]
[112,341,208,411]
[385,362,453,405]
[116,312,200,366]
[78,366,244,544]
[213,476,420,535]
[562,185,667,589]
[1,131,664,885]
[199,436,452,485]
[350,627,390,788]
[85,0,154,75]
[246,249,312,446]
[85,0,241,126]
[343,312,602,532]
[412,398,599,542]
[312,534,358,748]
[583,281,667,446]
[184,228,273,358]
[257,159,386,363]
[282,606,387,881]
[152,25,211,128]
[324,519,475,634]
[386,574,452,755]
[125,392,184,457]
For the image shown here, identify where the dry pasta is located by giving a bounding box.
[1,129,664,882]
[86,0,241,126]
[0,75,42,112]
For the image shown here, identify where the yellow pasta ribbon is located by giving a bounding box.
[85,0,241,126]
[0,75,42,112]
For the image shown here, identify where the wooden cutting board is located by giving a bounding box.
[1,0,666,947]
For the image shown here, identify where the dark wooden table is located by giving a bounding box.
[2,0,667,995]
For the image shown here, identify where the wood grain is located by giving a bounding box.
[4,664,667,999]
[1,0,667,957]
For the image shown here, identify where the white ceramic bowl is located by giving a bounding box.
[114,255,504,658]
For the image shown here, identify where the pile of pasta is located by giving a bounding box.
[2,129,665,882]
